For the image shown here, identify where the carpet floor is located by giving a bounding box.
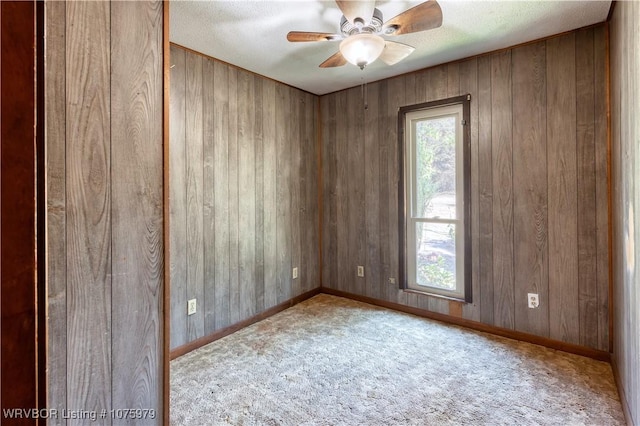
[171,294,625,425]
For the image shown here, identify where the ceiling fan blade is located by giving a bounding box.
[335,0,376,25]
[382,0,443,36]
[379,41,415,65]
[287,31,342,42]
[319,51,347,68]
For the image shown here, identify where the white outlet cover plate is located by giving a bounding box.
[187,299,197,315]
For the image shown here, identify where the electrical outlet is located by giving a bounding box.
[292,267,298,279]
[357,266,365,277]
[187,299,197,316]
[527,293,539,309]
[389,277,396,285]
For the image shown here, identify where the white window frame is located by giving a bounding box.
[399,96,471,302]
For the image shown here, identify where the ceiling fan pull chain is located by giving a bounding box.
[362,78,369,110]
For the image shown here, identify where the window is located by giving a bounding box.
[399,96,471,302]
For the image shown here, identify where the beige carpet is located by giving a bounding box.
[171,294,624,425]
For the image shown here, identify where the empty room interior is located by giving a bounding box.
[3,0,638,424]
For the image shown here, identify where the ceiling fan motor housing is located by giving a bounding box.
[340,8,384,36]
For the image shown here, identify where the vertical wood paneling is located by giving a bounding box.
[45,1,67,421]
[48,3,163,418]
[290,88,302,296]
[297,93,308,294]
[593,24,609,352]
[404,74,420,309]
[336,90,349,292]
[238,70,256,319]
[365,83,381,299]
[430,65,448,100]
[459,58,481,322]
[111,1,163,414]
[275,83,291,303]
[512,42,548,337]
[415,69,428,101]
[262,78,277,308]
[611,9,626,399]
[323,94,338,290]
[254,75,265,312]
[447,62,461,96]
[169,46,320,351]
[65,1,112,415]
[202,57,216,334]
[405,73,417,108]
[228,67,240,322]
[575,28,598,348]
[610,3,639,423]
[213,60,230,329]
[299,93,309,292]
[305,93,320,292]
[547,34,579,344]
[377,82,391,299]
[348,87,366,295]
[387,77,405,303]
[490,50,515,329]
[301,92,318,293]
[185,53,204,341]
[477,55,494,325]
[169,45,187,349]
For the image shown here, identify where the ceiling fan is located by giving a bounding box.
[287,0,443,70]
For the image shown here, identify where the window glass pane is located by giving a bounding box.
[414,116,457,219]
[415,222,457,291]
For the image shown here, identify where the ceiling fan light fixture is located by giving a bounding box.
[339,33,385,70]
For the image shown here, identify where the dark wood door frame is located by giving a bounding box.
[1,1,45,422]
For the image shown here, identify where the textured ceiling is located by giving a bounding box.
[170,0,611,95]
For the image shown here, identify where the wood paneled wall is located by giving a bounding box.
[45,1,164,423]
[611,3,640,424]
[169,45,320,350]
[321,26,609,351]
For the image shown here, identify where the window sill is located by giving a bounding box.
[403,288,468,304]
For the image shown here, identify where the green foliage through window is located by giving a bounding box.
[415,116,456,219]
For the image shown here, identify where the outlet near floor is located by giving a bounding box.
[187,299,197,316]
[527,293,539,309]
[357,266,364,277]
[292,267,298,279]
